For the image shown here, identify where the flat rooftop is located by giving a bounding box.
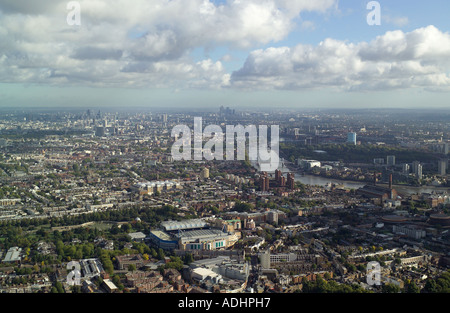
[150,230,173,241]
[175,229,229,241]
[3,247,22,262]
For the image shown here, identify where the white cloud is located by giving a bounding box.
[2,1,448,94]
[231,26,450,91]
[0,0,337,90]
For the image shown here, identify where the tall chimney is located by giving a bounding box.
[389,174,393,190]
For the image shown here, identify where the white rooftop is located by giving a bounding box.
[161,219,208,231]
[3,247,22,262]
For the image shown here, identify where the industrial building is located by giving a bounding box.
[357,174,398,204]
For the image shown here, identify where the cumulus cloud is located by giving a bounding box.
[231,25,450,91]
[0,0,338,89]
[2,1,449,94]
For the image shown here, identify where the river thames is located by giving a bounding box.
[253,161,449,196]
[294,173,449,196]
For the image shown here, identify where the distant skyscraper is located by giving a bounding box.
[438,159,447,176]
[387,155,396,166]
[95,126,105,137]
[416,164,423,180]
[402,163,410,174]
[347,132,357,145]
[412,161,420,174]
[444,143,449,155]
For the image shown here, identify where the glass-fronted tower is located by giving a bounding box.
[347,132,357,145]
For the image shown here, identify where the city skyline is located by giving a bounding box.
[1,0,450,109]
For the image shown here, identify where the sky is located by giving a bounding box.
[1,0,450,110]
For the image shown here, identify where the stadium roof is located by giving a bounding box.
[161,219,208,231]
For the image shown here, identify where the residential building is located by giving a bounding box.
[387,155,396,166]
[115,254,145,271]
[438,159,447,176]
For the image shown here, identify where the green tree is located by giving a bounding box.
[403,280,420,293]
[183,253,194,265]
[55,281,65,293]
[382,283,400,293]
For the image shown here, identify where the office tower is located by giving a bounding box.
[438,159,447,176]
[95,126,105,137]
[347,132,357,145]
[387,155,396,166]
[444,143,449,155]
